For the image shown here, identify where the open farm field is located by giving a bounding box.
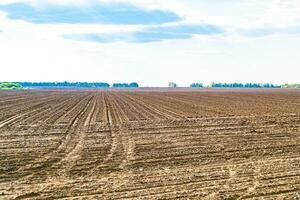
[0,89,300,199]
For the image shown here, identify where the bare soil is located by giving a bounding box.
[0,89,300,199]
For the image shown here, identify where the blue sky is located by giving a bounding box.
[64,24,223,43]
[0,0,299,86]
[0,2,182,25]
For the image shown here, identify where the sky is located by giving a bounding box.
[0,0,299,86]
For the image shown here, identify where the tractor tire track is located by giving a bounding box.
[15,96,94,183]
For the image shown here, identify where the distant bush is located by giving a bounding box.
[190,83,203,88]
[16,82,110,88]
[113,83,129,88]
[0,82,23,90]
[281,84,300,89]
[168,82,177,88]
[113,82,139,88]
[210,82,280,88]
[129,82,139,88]
[2,82,142,88]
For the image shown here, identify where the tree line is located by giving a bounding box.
[0,82,23,90]
[281,84,300,89]
[209,82,280,88]
[170,82,298,88]
[12,82,139,88]
[1,82,299,89]
[112,83,139,88]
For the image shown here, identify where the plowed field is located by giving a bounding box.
[0,89,300,199]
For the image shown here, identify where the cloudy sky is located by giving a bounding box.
[0,0,299,86]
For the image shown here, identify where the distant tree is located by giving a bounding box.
[129,82,139,88]
[281,83,300,88]
[168,82,177,88]
[113,83,129,88]
[0,82,23,90]
[209,82,280,88]
[15,82,110,88]
[190,83,203,88]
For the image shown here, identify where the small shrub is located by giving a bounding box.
[0,82,23,90]
[168,82,177,88]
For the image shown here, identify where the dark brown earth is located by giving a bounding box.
[0,89,300,199]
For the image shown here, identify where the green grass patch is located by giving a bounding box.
[0,82,24,90]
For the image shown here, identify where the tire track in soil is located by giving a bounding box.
[103,94,117,162]
[15,96,94,182]
[1,95,84,182]
[12,95,88,172]
[51,95,97,180]
[102,93,135,170]
[88,93,121,176]
[2,90,300,199]
[11,96,95,199]
[100,93,136,194]
[88,92,135,182]
[90,94,122,168]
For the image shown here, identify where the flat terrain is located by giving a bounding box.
[0,89,300,199]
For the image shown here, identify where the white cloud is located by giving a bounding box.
[0,0,299,86]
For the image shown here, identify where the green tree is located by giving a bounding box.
[168,82,177,88]
[0,82,23,90]
[190,83,203,88]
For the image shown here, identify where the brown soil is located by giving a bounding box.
[0,89,300,199]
